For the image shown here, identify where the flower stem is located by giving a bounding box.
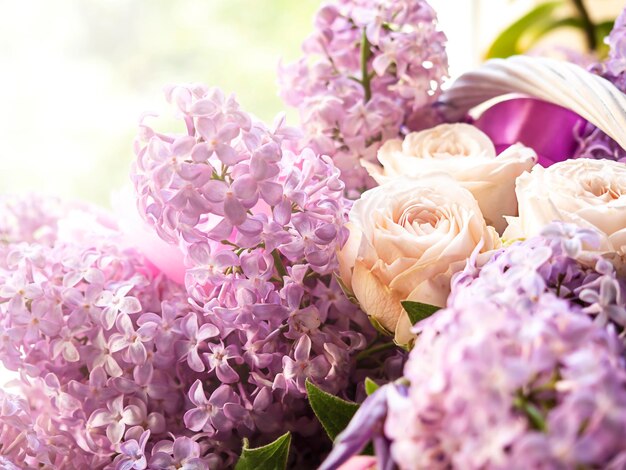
[360,28,373,102]
[571,0,597,51]
[514,393,547,432]
[356,341,396,362]
[271,249,288,279]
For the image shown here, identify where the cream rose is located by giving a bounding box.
[363,123,537,233]
[503,158,626,254]
[338,175,501,345]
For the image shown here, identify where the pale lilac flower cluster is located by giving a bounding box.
[278,0,448,195]
[133,84,346,277]
[131,85,397,464]
[576,8,626,161]
[386,289,626,468]
[0,387,95,468]
[0,194,65,247]
[453,223,626,337]
[0,194,71,268]
[0,82,401,468]
[383,226,626,469]
[0,217,242,468]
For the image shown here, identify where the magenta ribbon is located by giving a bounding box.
[473,98,586,167]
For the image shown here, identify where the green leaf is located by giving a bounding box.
[364,377,380,396]
[401,301,440,325]
[595,20,616,58]
[524,16,582,46]
[523,16,614,55]
[306,379,360,440]
[485,1,563,59]
[235,432,291,470]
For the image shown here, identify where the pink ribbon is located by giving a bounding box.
[473,98,586,167]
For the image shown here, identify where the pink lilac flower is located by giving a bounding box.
[174,311,220,372]
[95,284,143,331]
[183,380,241,436]
[0,201,236,468]
[114,429,150,470]
[150,436,208,469]
[281,334,331,393]
[131,83,402,465]
[203,342,242,383]
[88,395,144,444]
[0,387,93,468]
[278,0,448,195]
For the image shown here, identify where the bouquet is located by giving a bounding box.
[2,1,626,469]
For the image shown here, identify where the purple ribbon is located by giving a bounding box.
[473,98,586,167]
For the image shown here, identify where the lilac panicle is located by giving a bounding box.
[1,4,413,468]
[388,223,626,469]
[0,197,243,468]
[278,0,448,195]
[129,84,401,465]
[576,9,626,161]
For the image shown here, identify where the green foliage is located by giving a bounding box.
[365,377,381,396]
[486,1,563,58]
[401,301,440,326]
[486,0,617,59]
[235,432,292,470]
[306,379,360,440]
[596,20,617,58]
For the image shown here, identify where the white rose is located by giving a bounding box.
[503,158,626,254]
[364,123,537,233]
[338,175,501,345]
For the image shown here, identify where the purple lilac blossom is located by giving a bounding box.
[130,84,402,464]
[388,225,626,468]
[0,202,240,468]
[277,0,448,196]
[576,9,626,161]
[457,222,626,338]
[386,282,626,468]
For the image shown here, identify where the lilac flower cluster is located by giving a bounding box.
[576,7,626,161]
[0,194,65,247]
[0,213,239,468]
[0,194,77,269]
[383,224,626,469]
[0,387,92,468]
[1,197,262,468]
[454,222,626,337]
[131,85,398,463]
[278,0,448,195]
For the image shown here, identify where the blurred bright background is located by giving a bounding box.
[0,0,623,208]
